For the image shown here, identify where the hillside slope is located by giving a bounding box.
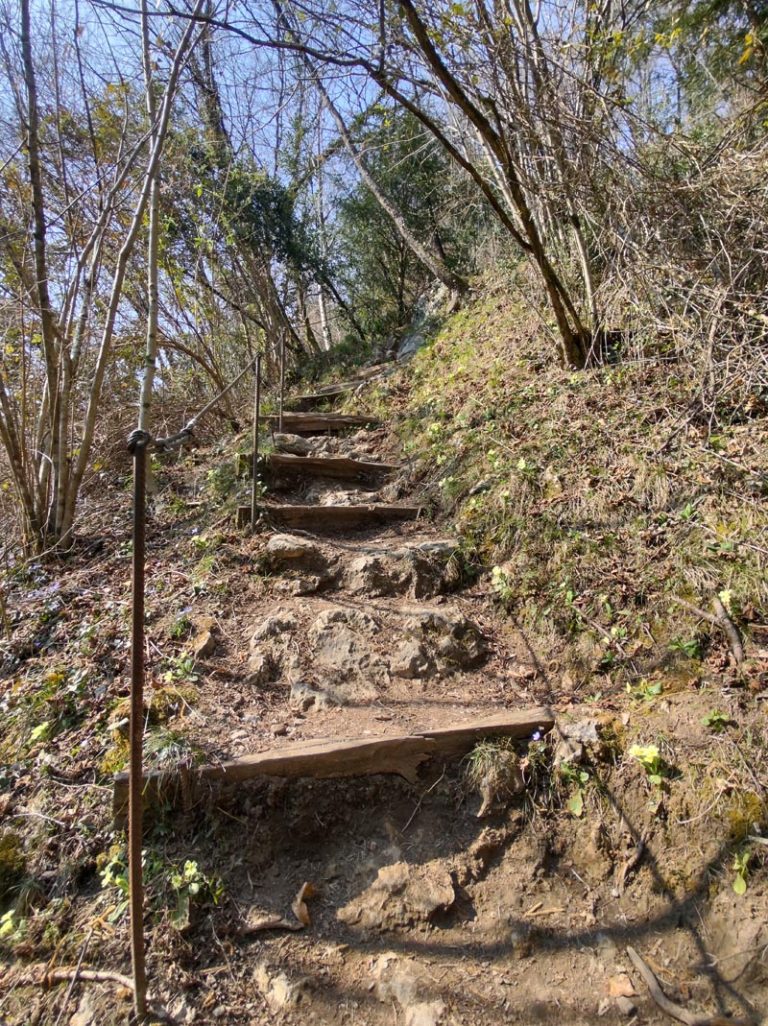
[0,286,766,1025]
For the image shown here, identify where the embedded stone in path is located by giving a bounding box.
[391,610,487,677]
[308,608,384,683]
[338,860,455,930]
[344,539,458,599]
[272,432,314,455]
[263,533,330,573]
[289,680,344,713]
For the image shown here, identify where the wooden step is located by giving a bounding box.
[237,502,420,531]
[113,707,555,825]
[265,412,381,435]
[288,365,397,411]
[267,453,398,482]
[289,387,349,412]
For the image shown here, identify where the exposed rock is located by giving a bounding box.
[275,574,329,596]
[706,899,768,983]
[69,993,98,1026]
[246,650,279,687]
[343,540,458,600]
[272,433,313,456]
[346,555,402,597]
[561,719,601,745]
[614,996,637,1017]
[265,533,324,567]
[416,611,486,672]
[191,617,218,658]
[338,861,455,930]
[308,609,383,683]
[250,611,298,642]
[254,963,309,1012]
[289,680,343,713]
[390,638,435,679]
[406,1002,447,1026]
[553,735,584,768]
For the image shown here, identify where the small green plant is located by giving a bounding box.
[169,859,224,930]
[491,564,515,604]
[732,849,750,895]
[0,909,25,945]
[162,653,199,685]
[702,709,731,733]
[191,531,222,555]
[559,762,590,817]
[629,743,671,786]
[170,612,193,640]
[627,679,663,703]
[206,465,236,498]
[669,637,703,660]
[99,846,222,929]
[515,456,539,483]
[144,727,201,770]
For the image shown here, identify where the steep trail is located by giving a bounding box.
[137,366,552,797]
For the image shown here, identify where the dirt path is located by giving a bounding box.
[128,379,762,1026]
[182,395,547,768]
[2,372,765,1026]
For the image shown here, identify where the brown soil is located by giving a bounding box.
[0,381,766,1026]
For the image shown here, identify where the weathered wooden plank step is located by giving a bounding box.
[265,412,381,435]
[267,453,398,482]
[289,365,397,410]
[314,362,394,393]
[237,502,420,530]
[113,708,554,825]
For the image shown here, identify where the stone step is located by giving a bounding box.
[265,453,399,483]
[238,502,420,531]
[113,707,555,825]
[265,412,381,435]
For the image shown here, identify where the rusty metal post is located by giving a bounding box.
[278,333,286,434]
[127,428,149,1022]
[251,353,261,527]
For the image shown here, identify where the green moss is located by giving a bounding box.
[727,791,766,842]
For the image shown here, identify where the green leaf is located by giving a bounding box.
[568,790,584,817]
[733,874,747,895]
[29,720,51,743]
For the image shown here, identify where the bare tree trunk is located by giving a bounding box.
[20,0,61,537]
[59,2,205,544]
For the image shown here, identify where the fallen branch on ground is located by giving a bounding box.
[626,946,752,1026]
[670,596,744,663]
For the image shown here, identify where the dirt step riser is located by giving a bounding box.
[112,708,554,826]
[265,413,381,436]
[237,503,420,531]
[237,453,399,483]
